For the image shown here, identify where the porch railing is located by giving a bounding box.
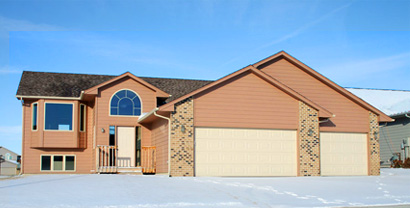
[142,146,156,174]
[96,145,118,173]
[96,145,156,174]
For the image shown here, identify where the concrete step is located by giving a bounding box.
[117,167,143,175]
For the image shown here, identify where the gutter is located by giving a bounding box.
[16,91,85,100]
[140,108,172,177]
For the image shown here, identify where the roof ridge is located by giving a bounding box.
[23,70,117,77]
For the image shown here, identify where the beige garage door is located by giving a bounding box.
[320,132,368,176]
[195,127,297,177]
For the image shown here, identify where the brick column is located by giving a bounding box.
[169,97,194,177]
[298,101,320,176]
[369,112,380,176]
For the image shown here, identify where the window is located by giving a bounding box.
[41,155,75,171]
[5,153,12,160]
[45,103,73,131]
[41,156,51,171]
[79,104,86,132]
[110,89,141,116]
[32,103,38,130]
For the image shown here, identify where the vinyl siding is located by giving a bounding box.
[259,58,369,133]
[151,118,169,173]
[379,117,410,167]
[95,77,155,148]
[194,71,299,129]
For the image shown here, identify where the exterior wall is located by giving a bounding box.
[369,112,380,175]
[194,71,299,130]
[0,148,18,161]
[170,98,194,177]
[0,161,18,176]
[22,101,95,174]
[151,118,169,173]
[95,77,155,149]
[259,58,370,133]
[298,102,320,176]
[379,117,410,167]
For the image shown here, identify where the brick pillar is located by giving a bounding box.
[169,97,194,177]
[298,101,320,176]
[369,112,380,176]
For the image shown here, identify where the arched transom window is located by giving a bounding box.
[110,89,142,116]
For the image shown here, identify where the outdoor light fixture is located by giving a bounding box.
[101,128,105,133]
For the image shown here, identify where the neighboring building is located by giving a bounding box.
[0,146,20,176]
[347,88,410,167]
[16,51,392,177]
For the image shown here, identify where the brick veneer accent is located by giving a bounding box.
[369,112,380,176]
[169,97,194,177]
[298,101,320,176]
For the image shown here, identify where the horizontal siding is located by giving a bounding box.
[260,58,370,133]
[194,72,298,129]
[151,119,169,173]
[380,117,410,166]
[96,77,155,147]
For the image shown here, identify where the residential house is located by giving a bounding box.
[0,146,20,176]
[16,51,392,176]
[347,88,410,167]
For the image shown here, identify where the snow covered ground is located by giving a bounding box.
[1,169,410,208]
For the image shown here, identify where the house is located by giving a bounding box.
[16,51,392,177]
[0,146,20,176]
[346,88,410,167]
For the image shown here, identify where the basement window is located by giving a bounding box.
[44,103,73,131]
[41,155,76,171]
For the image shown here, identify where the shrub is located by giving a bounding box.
[403,158,410,168]
[391,159,403,168]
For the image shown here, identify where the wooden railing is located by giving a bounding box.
[97,145,118,173]
[142,146,156,174]
[96,145,156,174]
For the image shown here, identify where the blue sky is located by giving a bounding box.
[1,0,409,154]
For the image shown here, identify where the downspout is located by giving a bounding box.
[152,108,172,177]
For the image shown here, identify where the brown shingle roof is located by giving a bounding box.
[16,71,213,102]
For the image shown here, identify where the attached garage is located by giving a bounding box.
[195,127,297,177]
[320,132,368,176]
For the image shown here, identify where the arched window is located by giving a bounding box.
[5,153,12,160]
[110,89,142,116]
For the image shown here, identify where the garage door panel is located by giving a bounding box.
[321,132,368,176]
[195,127,297,176]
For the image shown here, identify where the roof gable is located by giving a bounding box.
[254,51,392,122]
[159,65,333,118]
[83,72,169,97]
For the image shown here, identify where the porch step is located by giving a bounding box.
[117,167,143,175]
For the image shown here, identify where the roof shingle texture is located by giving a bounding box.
[17,71,213,102]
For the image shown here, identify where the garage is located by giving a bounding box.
[320,132,368,176]
[195,127,297,177]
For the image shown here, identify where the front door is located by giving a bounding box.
[117,127,136,167]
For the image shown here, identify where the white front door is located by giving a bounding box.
[117,127,136,167]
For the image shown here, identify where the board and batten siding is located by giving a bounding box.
[380,117,410,166]
[194,71,299,129]
[150,118,169,173]
[95,77,156,148]
[259,58,370,133]
[22,100,95,174]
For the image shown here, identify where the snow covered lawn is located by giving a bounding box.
[1,169,410,208]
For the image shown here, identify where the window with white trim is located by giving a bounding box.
[79,104,86,132]
[110,89,141,116]
[40,155,76,171]
[32,103,38,130]
[44,103,73,131]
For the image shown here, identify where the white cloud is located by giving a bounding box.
[321,52,410,79]
[0,65,27,74]
[0,125,21,135]
[0,16,65,31]
[220,3,352,67]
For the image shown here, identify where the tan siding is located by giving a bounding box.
[194,72,299,129]
[95,77,156,169]
[151,118,169,173]
[260,59,369,133]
